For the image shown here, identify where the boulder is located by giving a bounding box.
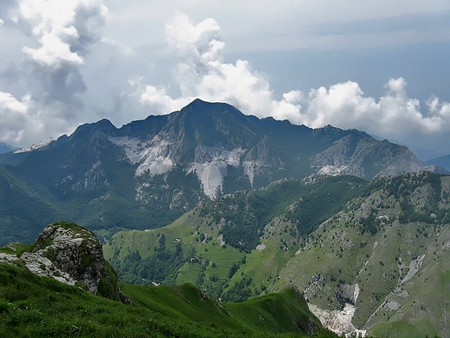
[20,222,125,301]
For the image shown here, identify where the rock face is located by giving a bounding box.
[20,222,123,301]
[336,284,359,307]
[1,99,446,247]
[309,284,366,337]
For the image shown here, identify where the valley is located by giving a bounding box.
[0,99,449,337]
[0,99,440,246]
[104,172,450,337]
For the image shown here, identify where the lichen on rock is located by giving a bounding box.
[20,222,125,301]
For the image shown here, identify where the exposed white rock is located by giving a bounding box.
[217,234,226,246]
[21,251,76,286]
[188,161,227,199]
[1,223,126,303]
[19,224,114,294]
[110,136,144,163]
[0,253,19,262]
[136,148,174,177]
[256,244,266,251]
[72,160,108,192]
[188,146,246,199]
[308,284,366,337]
[386,300,401,311]
[135,182,151,202]
[399,254,425,285]
[243,161,255,187]
[317,165,348,176]
[14,140,52,153]
[110,136,174,177]
[112,136,251,199]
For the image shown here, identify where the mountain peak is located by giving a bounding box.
[71,118,116,138]
[180,98,240,119]
[185,97,230,108]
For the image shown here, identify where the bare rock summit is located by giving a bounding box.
[20,222,125,301]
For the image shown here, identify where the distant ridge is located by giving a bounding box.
[425,154,450,171]
[0,99,443,245]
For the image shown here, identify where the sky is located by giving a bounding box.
[0,1,450,161]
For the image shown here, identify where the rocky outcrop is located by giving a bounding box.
[308,283,366,337]
[310,134,428,180]
[336,284,359,308]
[19,222,125,301]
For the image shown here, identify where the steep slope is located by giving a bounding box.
[103,176,366,286]
[0,165,62,244]
[270,172,450,337]
[0,225,336,337]
[311,133,425,178]
[104,172,450,337]
[0,99,438,245]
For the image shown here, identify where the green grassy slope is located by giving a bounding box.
[0,165,62,245]
[103,176,365,300]
[0,262,336,338]
[104,172,450,337]
[271,173,450,337]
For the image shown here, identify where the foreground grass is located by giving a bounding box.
[0,262,336,338]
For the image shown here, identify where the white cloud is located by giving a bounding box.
[0,91,72,146]
[1,4,450,156]
[302,77,450,144]
[11,0,108,107]
[0,0,109,146]
[14,0,107,68]
[137,13,302,120]
[134,14,450,154]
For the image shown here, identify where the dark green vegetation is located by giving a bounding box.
[0,99,429,246]
[0,165,62,245]
[202,176,366,253]
[0,99,447,336]
[0,262,336,338]
[105,172,450,337]
[106,176,365,293]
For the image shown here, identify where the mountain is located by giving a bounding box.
[0,223,336,338]
[0,165,62,244]
[0,99,441,246]
[425,154,450,172]
[104,172,450,337]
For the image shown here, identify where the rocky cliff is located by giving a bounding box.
[1,222,125,302]
[0,99,445,247]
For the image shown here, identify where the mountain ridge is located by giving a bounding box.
[425,154,450,172]
[104,171,450,337]
[0,99,445,246]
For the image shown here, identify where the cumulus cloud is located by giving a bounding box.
[137,13,303,120]
[302,78,450,149]
[0,91,71,146]
[13,0,108,108]
[13,0,107,68]
[1,7,450,156]
[134,14,450,154]
[0,0,108,146]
